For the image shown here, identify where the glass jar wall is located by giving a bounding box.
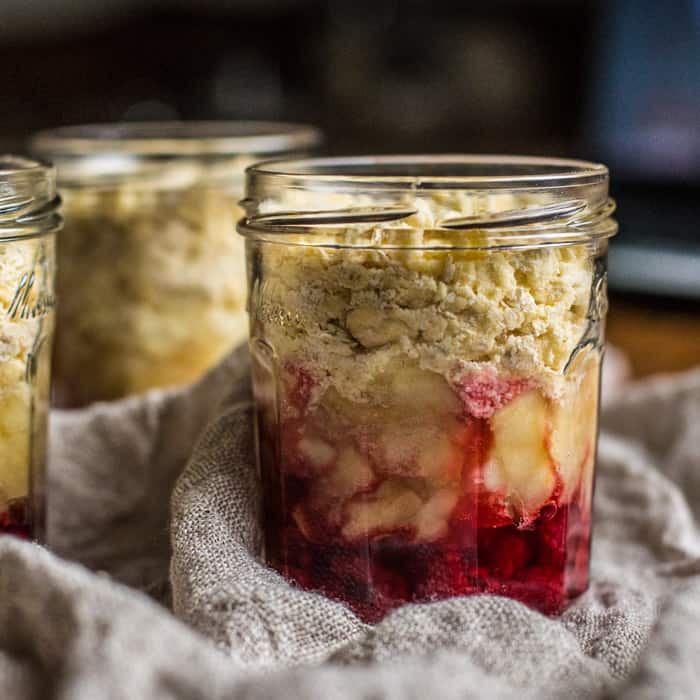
[32,122,321,407]
[0,156,60,541]
[239,156,617,622]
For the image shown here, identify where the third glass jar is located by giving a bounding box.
[239,155,617,623]
[32,121,321,407]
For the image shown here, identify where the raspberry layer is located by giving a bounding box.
[256,354,598,622]
[271,500,589,622]
[0,498,32,540]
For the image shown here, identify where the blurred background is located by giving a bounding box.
[1,0,698,375]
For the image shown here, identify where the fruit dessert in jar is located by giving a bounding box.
[32,122,321,407]
[0,156,60,541]
[240,156,617,622]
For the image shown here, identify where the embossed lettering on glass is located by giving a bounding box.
[0,156,60,541]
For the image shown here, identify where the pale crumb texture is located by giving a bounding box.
[55,185,248,402]
[0,241,43,501]
[255,227,594,405]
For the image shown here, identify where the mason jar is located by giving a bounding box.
[32,122,321,407]
[0,156,60,541]
[239,156,617,622]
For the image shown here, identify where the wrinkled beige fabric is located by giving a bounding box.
[0,345,696,699]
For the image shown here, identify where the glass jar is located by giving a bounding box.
[239,156,617,622]
[32,121,321,407]
[0,156,60,541]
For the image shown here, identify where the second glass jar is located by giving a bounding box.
[240,156,617,622]
[0,156,59,542]
[33,121,321,407]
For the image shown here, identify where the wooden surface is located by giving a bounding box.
[606,297,700,377]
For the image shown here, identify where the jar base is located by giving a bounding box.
[268,500,590,624]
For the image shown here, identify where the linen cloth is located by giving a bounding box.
[0,344,698,699]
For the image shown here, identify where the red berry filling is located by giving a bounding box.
[259,362,596,622]
[455,371,532,419]
[0,497,32,540]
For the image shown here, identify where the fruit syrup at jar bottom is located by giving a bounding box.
[266,495,590,623]
[259,411,591,622]
[0,497,32,539]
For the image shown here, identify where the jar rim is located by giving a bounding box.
[32,121,323,158]
[240,154,616,250]
[246,154,609,190]
[0,155,53,177]
[0,155,61,240]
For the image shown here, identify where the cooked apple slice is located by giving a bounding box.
[389,366,460,418]
[342,478,422,540]
[377,424,418,471]
[297,436,336,472]
[413,488,459,541]
[332,446,376,497]
[415,426,464,484]
[373,417,464,485]
[319,366,458,428]
[309,445,376,512]
[550,355,600,502]
[484,389,555,519]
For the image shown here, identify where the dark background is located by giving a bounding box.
[0,1,600,155]
[1,1,697,169]
[1,0,698,372]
